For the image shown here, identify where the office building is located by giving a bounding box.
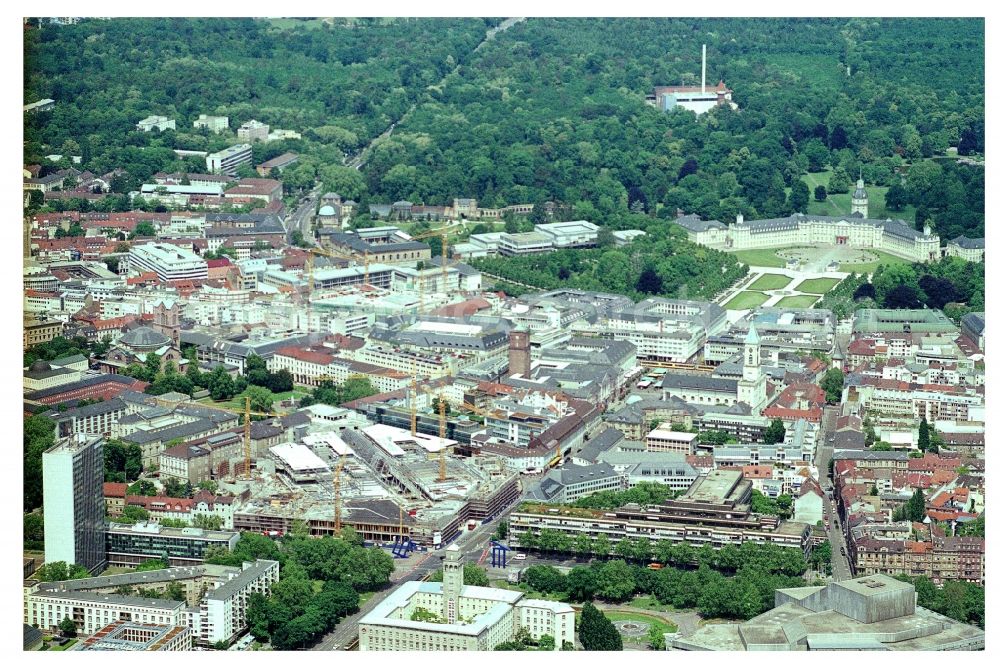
[105,522,240,567]
[128,243,208,282]
[206,144,253,176]
[511,469,811,552]
[43,434,107,573]
[360,545,574,651]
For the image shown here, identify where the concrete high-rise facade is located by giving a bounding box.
[43,434,107,573]
[508,330,531,377]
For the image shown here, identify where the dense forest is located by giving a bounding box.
[23,18,493,186]
[25,18,984,239]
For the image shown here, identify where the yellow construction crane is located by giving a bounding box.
[150,395,287,481]
[304,245,371,333]
[333,456,347,536]
[409,225,464,305]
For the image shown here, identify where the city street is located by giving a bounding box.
[284,184,322,243]
[816,404,852,581]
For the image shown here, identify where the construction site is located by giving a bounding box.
[231,417,521,549]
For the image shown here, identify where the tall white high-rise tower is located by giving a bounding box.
[442,543,463,623]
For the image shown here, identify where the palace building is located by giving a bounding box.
[675,179,941,264]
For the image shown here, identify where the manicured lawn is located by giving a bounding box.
[604,610,677,642]
[838,250,912,274]
[724,291,771,310]
[359,590,377,605]
[732,248,786,268]
[796,277,841,294]
[747,273,793,291]
[776,295,819,308]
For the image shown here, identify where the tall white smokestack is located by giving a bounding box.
[701,44,707,94]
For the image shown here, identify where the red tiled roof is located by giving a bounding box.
[103,482,128,498]
[275,345,336,365]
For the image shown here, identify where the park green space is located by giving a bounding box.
[775,295,819,308]
[747,274,793,291]
[724,291,771,310]
[603,610,678,639]
[795,277,841,294]
[197,388,311,411]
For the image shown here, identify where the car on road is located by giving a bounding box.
[513,553,526,561]
[840,547,846,556]
[834,520,839,529]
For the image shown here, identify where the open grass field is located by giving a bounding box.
[724,291,771,310]
[747,273,793,291]
[795,277,841,294]
[732,248,787,268]
[838,249,912,274]
[775,295,819,308]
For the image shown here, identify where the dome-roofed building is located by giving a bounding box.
[118,326,171,352]
[100,325,182,375]
[318,204,340,229]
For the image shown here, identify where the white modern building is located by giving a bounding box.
[193,114,229,133]
[43,434,107,573]
[206,144,253,176]
[128,243,208,282]
[185,559,280,645]
[237,120,270,142]
[136,115,176,132]
[534,220,600,248]
[360,545,574,651]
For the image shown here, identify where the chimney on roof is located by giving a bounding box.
[701,44,707,94]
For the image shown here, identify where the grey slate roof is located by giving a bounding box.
[660,373,738,393]
[961,312,985,336]
[119,326,171,349]
[577,428,626,463]
[673,214,727,233]
[950,235,985,249]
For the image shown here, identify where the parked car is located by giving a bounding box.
[513,553,527,561]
